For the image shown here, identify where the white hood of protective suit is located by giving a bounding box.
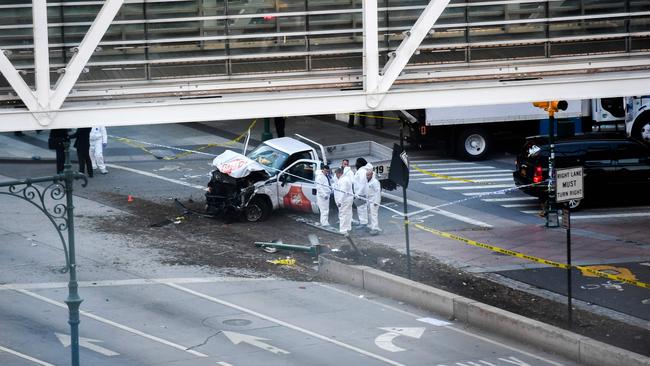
[212,150,267,178]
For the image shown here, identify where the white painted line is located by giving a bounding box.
[502,203,539,208]
[164,283,405,366]
[0,277,272,291]
[409,160,455,164]
[443,184,515,190]
[16,289,208,358]
[217,362,234,366]
[0,345,55,366]
[106,164,206,190]
[521,210,541,214]
[411,162,477,167]
[382,192,492,228]
[422,177,513,185]
[449,173,513,179]
[572,212,650,220]
[482,197,538,202]
[417,317,451,326]
[410,169,512,178]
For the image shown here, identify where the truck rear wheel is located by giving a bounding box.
[457,128,491,160]
[631,113,650,143]
[244,196,271,222]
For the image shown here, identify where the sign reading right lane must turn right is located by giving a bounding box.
[556,167,584,203]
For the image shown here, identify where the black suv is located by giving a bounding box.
[513,133,650,209]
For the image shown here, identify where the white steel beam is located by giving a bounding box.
[0,51,40,112]
[50,0,124,110]
[363,0,379,101]
[33,0,51,109]
[1,71,649,132]
[373,0,450,103]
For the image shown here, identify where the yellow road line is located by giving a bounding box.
[414,223,650,289]
[349,113,401,121]
[411,164,476,184]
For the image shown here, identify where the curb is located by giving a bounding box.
[318,256,650,366]
[0,157,56,164]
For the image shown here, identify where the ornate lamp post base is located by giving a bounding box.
[0,141,87,366]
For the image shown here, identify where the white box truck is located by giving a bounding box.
[402,98,628,160]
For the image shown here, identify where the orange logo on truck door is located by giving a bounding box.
[283,185,312,212]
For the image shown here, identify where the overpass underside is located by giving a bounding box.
[0,0,649,131]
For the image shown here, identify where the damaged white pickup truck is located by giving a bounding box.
[205,134,393,222]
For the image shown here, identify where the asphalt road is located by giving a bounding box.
[0,167,576,365]
[1,122,649,364]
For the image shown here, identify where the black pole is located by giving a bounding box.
[400,123,411,279]
[566,206,572,328]
[547,113,557,227]
[63,142,83,366]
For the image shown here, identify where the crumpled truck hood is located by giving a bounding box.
[211,150,268,179]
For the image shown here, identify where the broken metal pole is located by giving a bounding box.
[254,242,319,256]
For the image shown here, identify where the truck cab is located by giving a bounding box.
[249,138,321,218]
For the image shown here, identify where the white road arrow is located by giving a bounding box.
[55,332,119,356]
[222,331,289,355]
[375,327,425,353]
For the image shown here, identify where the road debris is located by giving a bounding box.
[267,258,296,266]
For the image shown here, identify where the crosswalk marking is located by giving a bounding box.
[481,197,538,202]
[502,203,540,208]
[423,177,513,185]
[411,172,513,180]
[410,166,497,173]
[443,184,515,190]
[411,162,477,167]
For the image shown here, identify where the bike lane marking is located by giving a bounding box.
[162,282,406,366]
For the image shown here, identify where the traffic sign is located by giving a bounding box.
[556,167,583,203]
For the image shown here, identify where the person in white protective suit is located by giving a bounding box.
[353,158,373,228]
[334,167,354,235]
[366,169,382,235]
[89,126,108,174]
[315,165,333,227]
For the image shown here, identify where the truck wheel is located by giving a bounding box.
[631,114,650,143]
[244,196,270,222]
[457,128,491,160]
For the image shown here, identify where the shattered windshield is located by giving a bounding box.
[247,145,288,175]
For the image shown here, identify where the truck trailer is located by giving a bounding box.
[403,98,631,160]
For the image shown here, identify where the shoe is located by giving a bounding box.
[369,230,380,236]
[100,169,108,174]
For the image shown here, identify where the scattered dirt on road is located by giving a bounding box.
[93,193,649,357]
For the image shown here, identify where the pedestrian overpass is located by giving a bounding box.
[1,0,649,132]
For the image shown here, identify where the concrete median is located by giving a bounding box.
[319,256,650,366]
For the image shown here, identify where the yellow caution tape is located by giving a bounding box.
[111,119,257,161]
[414,223,650,289]
[576,265,648,288]
[349,113,401,121]
[411,164,476,184]
[267,258,296,266]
